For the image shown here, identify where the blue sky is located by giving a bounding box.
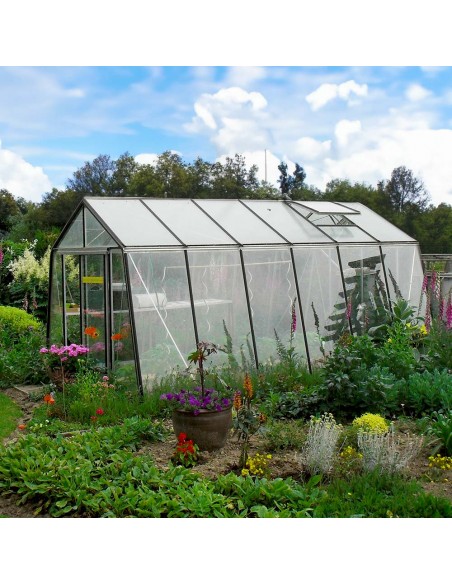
[1,65,451,206]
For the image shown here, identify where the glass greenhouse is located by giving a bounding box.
[47,197,426,391]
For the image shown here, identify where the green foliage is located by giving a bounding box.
[423,320,452,371]
[426,411,452,456]
[312,471,452,518]
[0,319,48,389]
[395,369,452,417]
[0,393,22,440]
[319,335,399,420]
[264,419,306,450]
[262,389,322,420]
[0,305,41,338]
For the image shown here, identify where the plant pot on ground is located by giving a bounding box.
[161,342,233,451]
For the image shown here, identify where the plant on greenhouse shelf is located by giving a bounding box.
[161,342,233,451]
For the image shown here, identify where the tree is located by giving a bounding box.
[277,161,306,198]
[413,203,452,253]
[378,166,430,214]
[66,154,116,196]
[0,189,20,235]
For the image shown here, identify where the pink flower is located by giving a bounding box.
[39,347,49,353]
[346,300,352,320]
[102,375,109,382]
[446,298,452,330]
[0,246,3,265]
[421,274,428,294]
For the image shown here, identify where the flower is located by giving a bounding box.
[17,424,26,431]
[243,373,253,399]
[291,298,297,335]
[111,332,123,341]
[161,386,231,415]
[43,394,55,405]
[96,408,104,416]
[233,391,242,411]
[84,326,99,338]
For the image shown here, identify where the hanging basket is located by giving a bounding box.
[171,406,233,452]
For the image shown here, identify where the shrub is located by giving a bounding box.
[300,413,343,477]
[426,410,452,456]
[395,370,452,417]
[264,420,306,450]
[357,431,423,475]
[352,413,389,435]
[0,305,41,339]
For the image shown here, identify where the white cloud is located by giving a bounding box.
[306,80,368,111]
[294,137,331,160]
[334,119,362,147]
[224,67,267,87]
[185,87,270,155]
[0,142,52,202]
[135,153,159,165]
[405,83,431,102]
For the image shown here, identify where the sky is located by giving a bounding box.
[1,65,452,207]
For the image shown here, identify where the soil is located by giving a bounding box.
[1,388,451,518]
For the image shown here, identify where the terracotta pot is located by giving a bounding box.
[172,406,233,452]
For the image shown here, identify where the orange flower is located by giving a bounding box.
[243,373,253,399]
[233,391,242,411]
[84,326,99,338]
[111,332,123,341]
[43,394,55,405]
[17,424,26,431]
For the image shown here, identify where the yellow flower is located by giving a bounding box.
[419,324,428,336]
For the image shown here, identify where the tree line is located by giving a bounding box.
[1,151,451,254]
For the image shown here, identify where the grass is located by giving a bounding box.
[0,393,22,441]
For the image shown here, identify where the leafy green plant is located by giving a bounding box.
[426,410,452,456]
[0,393,22,440]
[394,369,452,417]
[264,419,306,451]
[0,305,41,338]
[233,373,266,468]
[312,471,452,518]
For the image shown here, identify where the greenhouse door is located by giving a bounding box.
[81,254,110,370]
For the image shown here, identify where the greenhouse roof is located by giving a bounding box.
[57,197,417,249]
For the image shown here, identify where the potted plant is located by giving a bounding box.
[160,341,233,451]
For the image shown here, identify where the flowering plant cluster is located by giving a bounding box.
[233,373,266,468]
[428,453,452,471]
[241,452,272,478]
[161,387,231,415]
[40,343,90,369]
[171,432,199,467]
[352,413,389,435]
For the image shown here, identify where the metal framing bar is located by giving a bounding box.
[290,247,312,373]
[285,201,338,243]
[239,248,259,369]
[238,199,292,244]
[139,199,186,246]
[61,254,68,344]
[84,200,126,248]
[184,250,199,346]
[46,249,55,345]
[123,251,144,396]
[190,199,242,245]
[379,245,394,316]
[104,252,112,371]
[336,246,353,335]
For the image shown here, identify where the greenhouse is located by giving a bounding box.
[47,197,426,391]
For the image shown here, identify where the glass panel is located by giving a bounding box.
[293,247,347,362]
[85,208,117,247]
[64,255,81,345]
[196,200,286,244]
[342,203,415,242]
[49,253,64,345]
[58,210,84,248]
[243,248,307,365]
[86,199,180,247]
[381,245,427,317]
[144,200,236,245]
[242,201,331,243]
[110,251,135,380]
[81,255,107,367]
[127,251,195,383]
[188,249,253,367]
[320,225,377,242]
[338,246,390,335]
[291,201,360,215]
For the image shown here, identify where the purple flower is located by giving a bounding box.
[0,246,3,265]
